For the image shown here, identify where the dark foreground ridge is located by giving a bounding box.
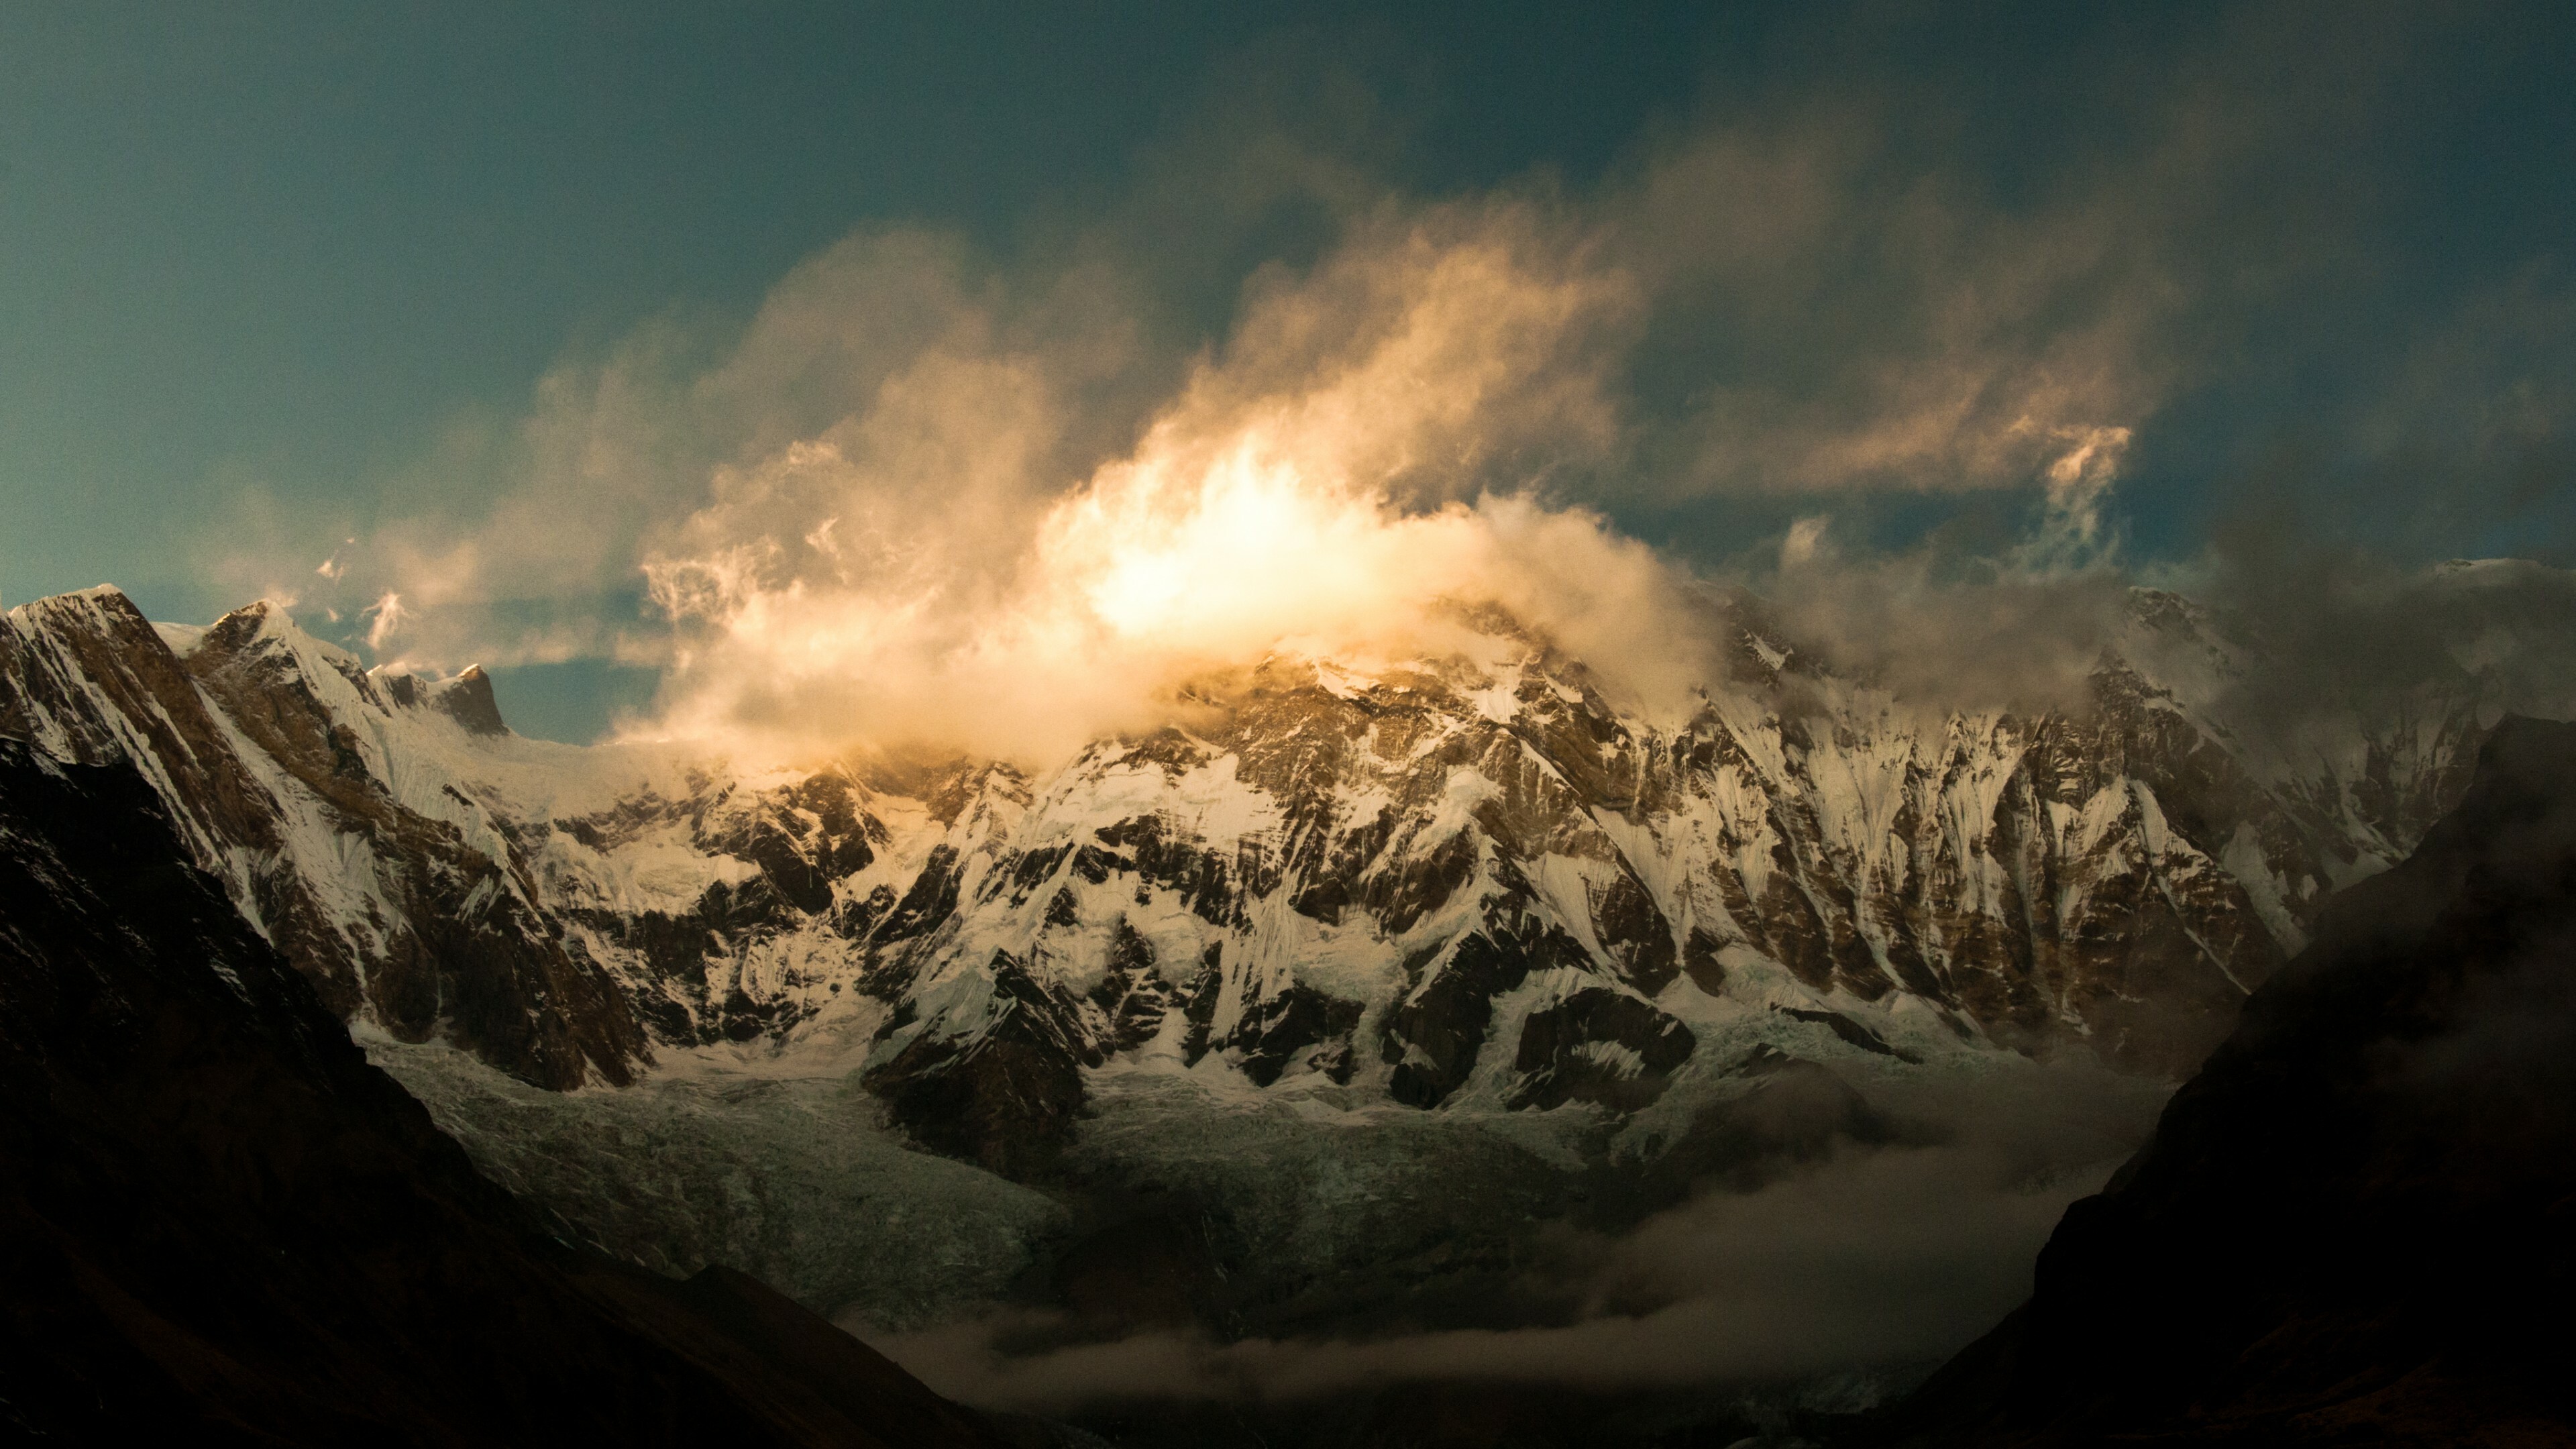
[1876,716,2576,1446]
[0,739,1008,1447]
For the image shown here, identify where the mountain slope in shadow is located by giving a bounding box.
[0,737,1010,1447]
[1876,716,2576,1446]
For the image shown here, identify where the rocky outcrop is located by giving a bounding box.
[865,951,1099,1177]
[1878,716,2576,1446]
[431,663,508,735]
[1507,987,1697,1112]
[0,738,1008,1446]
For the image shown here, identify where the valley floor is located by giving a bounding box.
[367,1036,2171,1446]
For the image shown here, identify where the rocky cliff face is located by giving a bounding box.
[0,735,1009,1446]
[0,581,2502,1173]
[0,590,649,1089]
[1876,716,2576,1446]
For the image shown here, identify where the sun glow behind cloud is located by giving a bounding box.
[225,84,2359,759]
[221,169,2192,764]
[614,211,1721,763]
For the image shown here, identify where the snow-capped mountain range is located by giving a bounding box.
[0,580,2498,1173]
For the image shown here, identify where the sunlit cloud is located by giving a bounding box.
[199,21,2576,756]
[362,590,409,652]
[623,204,1694,762]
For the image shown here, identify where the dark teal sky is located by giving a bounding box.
[0,3,1708,605]
[5,2,2572,739]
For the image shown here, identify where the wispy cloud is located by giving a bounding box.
[204,1,2576,755]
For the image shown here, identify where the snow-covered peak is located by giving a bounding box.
[370,661,510,736]
[6,582,158,641]
[193,598,390,712]
[0,578,2522,1131]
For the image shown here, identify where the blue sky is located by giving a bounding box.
[5,2,2571,740]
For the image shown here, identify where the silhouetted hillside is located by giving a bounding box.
[1878,716,2576,1445]
[0,739,1008,1446]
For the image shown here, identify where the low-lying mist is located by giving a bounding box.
[853,1061,2166,1425]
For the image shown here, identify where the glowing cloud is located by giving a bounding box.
[362,590,409,652]
[633,207,1697,763]
[235,93,2286,755]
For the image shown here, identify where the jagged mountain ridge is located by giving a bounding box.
[0,733,1010,1446]
[0,589,649,1088]
[0,582,2496,1169]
